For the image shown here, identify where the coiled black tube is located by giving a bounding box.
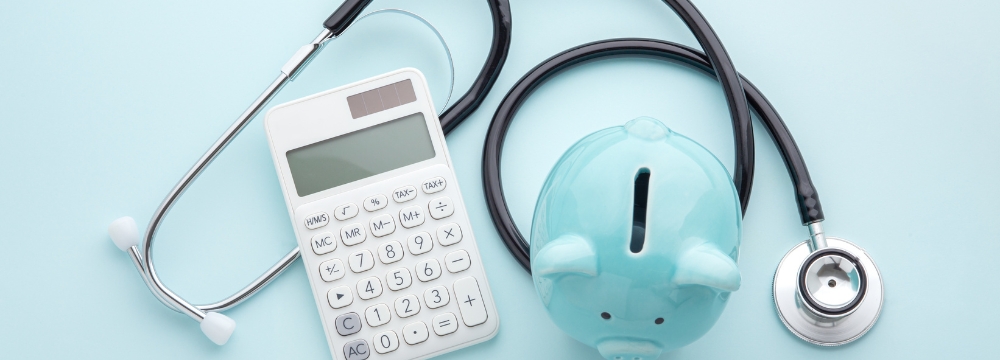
[482,36,824,271]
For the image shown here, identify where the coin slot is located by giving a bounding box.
[630,168,650,253]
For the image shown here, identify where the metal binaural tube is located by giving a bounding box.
[136,29,334,322]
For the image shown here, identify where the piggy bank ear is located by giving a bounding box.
[532,235,598,278]
[673,242,741,292]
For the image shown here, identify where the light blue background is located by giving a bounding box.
[1,0,998,358]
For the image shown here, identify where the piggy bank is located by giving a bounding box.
[530,117,742,360]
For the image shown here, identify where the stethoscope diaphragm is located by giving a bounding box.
[774,237,883,346]
[798,247,867,316]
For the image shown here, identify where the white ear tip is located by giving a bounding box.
[201,312,236,345]
[108,216,139,251]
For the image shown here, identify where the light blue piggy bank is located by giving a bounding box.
[530,117,742,360]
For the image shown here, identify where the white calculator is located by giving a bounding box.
[264,68,499,360]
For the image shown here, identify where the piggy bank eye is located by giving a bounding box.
[601,312,611,320]
[654,317,664,325]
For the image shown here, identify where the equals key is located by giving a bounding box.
[433,313,458,336]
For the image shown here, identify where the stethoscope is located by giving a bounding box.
[107,0,881,348]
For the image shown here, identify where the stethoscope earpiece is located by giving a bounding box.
[108,216,139,251]
[773,223,883,346]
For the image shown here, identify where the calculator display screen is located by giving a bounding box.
[286,112,435,197]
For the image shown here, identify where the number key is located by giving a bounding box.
[377,241,404,264]
[372,330,399,354]
[416,259,442,282]
[423,285,450,309]
[357,277,383,300]
[349,250,374,273]
[385,268,412,291]
[393,294,421,318]
[406,232,433,255]
[364,303,391,327]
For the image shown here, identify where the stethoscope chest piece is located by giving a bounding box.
[773,237,883,346]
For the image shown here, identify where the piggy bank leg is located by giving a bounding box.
[673,242,741,292]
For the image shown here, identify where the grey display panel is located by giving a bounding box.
[286,112,435,197]
[346,79,417,119]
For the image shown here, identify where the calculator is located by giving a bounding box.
[264,68,499,360]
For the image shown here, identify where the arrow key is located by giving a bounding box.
[328,285,353,309]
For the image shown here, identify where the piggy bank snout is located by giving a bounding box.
[597,338,663,360]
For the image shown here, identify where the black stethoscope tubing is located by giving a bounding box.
[483,35,825,271]
[336,0,825,274]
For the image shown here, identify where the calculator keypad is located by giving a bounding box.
[295,166,497,360]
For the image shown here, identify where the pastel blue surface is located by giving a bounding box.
[1,0,999,359]
[530,117,743,359]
